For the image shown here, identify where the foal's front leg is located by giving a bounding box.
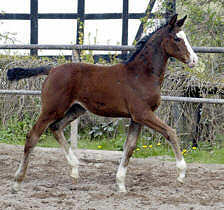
[133,110,187,183]
[116,120,141,192]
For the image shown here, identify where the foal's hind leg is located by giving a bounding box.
[12,113,55,193]
[116,120,141,192]
[49,104,86,180]
[133,110,187,183]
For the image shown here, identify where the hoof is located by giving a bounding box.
[176,158,187,184]
[71,169,79,184]
[176,169,186,184]
[118,188,127,194]
[11,182,21,194]
[71,177,79,185]
[117,183,127,193]
[177,176,184,183]
[71,167,79,180]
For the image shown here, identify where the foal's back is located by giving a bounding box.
[42,62,131,118]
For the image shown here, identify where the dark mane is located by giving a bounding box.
[124,22,168,64]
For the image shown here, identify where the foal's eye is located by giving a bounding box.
[174,37,181,42]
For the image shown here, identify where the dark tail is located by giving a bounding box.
[7,66,52,81]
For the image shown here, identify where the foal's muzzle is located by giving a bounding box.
[187,53,198,68]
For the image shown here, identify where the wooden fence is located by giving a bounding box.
[0,43,223,147]
[0,44,223,53]
[0,0,176,56]
[0,43,223,102]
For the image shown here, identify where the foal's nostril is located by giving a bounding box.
[190,54,198,66]
[194,54,198,64]
[194,57,197,63]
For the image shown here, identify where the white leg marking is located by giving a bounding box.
[14,161,23,178]
[12,161,23,193]
[12,181,21,193]
[176,158,187,183]
[116,164,127,193]
[65,147,79,179]
[177,31,198,67]
[116,150,128,193]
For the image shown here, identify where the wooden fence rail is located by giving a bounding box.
[0,90,223,104]
[0,44,223,53]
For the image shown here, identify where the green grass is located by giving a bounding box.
[1,120,224,164]
[183,146,224,164]
[0,134,59,148]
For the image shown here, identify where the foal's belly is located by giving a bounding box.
[75,99,130,118]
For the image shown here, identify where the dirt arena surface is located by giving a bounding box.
[1,143,224,210]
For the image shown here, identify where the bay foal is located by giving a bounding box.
[8,14,198,193]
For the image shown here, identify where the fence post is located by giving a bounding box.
[70,0,85,150]
[70,115,79,150]
[165,0,176,21]
[70,50,81,150]
[76,0,85,45]
[121,0,129,59]
[30,0,38,56]
[134,0,157,43]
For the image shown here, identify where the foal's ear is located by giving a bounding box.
[168,14,178,26]
[177,15,187,27]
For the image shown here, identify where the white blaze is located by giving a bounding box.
[176,31,198,67]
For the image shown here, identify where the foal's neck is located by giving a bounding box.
[127,36,169,85]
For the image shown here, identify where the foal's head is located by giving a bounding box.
[162,14,198,68]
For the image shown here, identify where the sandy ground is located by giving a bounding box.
[1,143,224,210]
